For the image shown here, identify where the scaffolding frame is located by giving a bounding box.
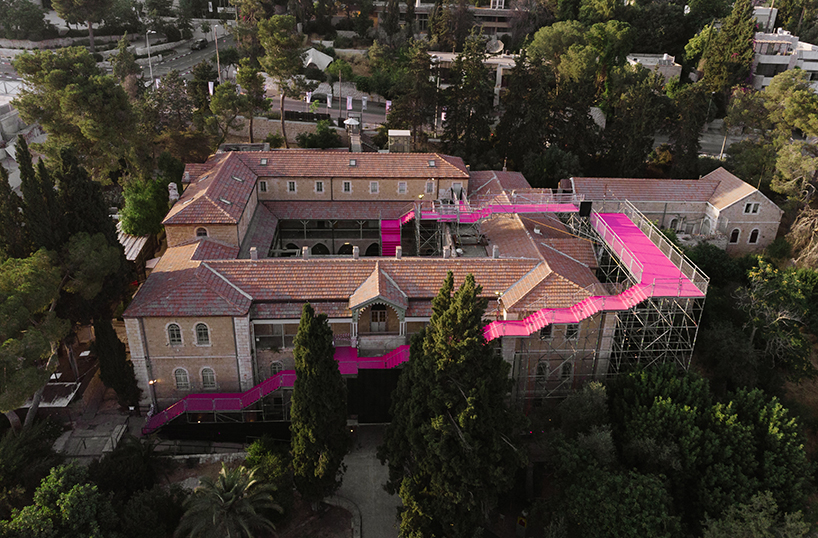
[512,204,707,408]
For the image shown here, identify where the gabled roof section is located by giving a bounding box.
[468,171,531,196]
[501,262,552,309]
[237,151,469,179]
[704,167,758,209]
[164,153,259,225]
[349,262,409,310]
[571,176,719,202]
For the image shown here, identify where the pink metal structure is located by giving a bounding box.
[143,208,704,435]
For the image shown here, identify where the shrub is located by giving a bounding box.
[265,133,285,148]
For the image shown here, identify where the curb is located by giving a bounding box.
[325,495,362,538]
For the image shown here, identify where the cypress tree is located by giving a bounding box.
[18,137,60,251]
[94,317,140,407]
[702,0,756,94]
[0,166,28,258]
[378,272,527,537]
[290,303,348,504]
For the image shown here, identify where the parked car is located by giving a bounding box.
[190,39,208,50]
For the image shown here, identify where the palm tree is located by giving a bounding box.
[174,463,282,538]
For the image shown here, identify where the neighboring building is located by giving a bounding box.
[751,6,818,90]
[430,51,516,106]
[626,54,682,83]
[374,0,513,37]
[128,151,708,435]
[569,168,783,255]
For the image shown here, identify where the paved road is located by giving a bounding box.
[144,34,234,80]
[338,425,401,538]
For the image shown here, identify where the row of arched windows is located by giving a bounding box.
[167,323,210,346]
[174,367,216,390]
[729,228,760,245]
[172,363,284,391]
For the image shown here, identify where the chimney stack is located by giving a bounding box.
[395,246,402,259]
[168,182,179,203]
[492,245,499,258]
[443,246,451,259]
[250,247,258,260]
[301,246,309,258]
[353,246,360,260]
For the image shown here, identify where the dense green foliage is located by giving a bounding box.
[379,273,527,537]
[290,303,348,504]
[244,437,294,520]
[93,318,140,407]
[295,120,344,148]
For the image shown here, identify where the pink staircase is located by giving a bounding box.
[380,220,401,256]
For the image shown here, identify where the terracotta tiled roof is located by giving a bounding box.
[349,263,409,310]
[704,167,758,209]
[512,272,592,311]
[252,302,352,319]
[239,204,278,259]
[189,238,240,261]
[124,266,251,318]
[164,153,258,225]
[237,151,469,179]
[468,171,531,196]
[481,215,543,260]
[501,263,553,309]
[183,161,221,183]
[264,201,412,221]
[571,176,719,203]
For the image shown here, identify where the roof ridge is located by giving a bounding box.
[199,262,254,301]
[378,265,408,298]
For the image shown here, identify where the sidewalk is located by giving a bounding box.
[337,425,401,538]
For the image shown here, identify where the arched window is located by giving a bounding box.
[196,227,208,237]
[195,323,210,345]
[669,218,678,231]
[312,243,330,255]
[167,323,182,346]
[701,218,711,236]
[561,361,573,381]
[174,368,190,390]
[729,228,740,243]
[748,228,759,244]
[365,243,380,257]
[337,243,354,255]
[271,361,283,376]
[535,362,549,392]
[201,367,216,389]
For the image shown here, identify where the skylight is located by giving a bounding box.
[428,160,436,167]
[231,175,244,182]
[219,197,232,205]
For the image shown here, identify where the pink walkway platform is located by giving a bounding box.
[142,211,705,435]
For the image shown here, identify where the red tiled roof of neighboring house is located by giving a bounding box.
[349,263,409,310]
[571,176,719,202]
[571,168,759,209]
[237,152,469,179]
[165,153,258,225]
[188,238,240,260]
[264,201,412,221]
[705,167,758,209]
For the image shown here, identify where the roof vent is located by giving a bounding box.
[219,197,232,205]
[231,175,244,182]
[533,227,541,235]
[260,158,267,165]
[349,159,357,166]
[428,160,436,167]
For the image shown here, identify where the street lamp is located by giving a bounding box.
[213,24,222,83]
[146,30,156,82]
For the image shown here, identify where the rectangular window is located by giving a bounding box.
[398,181,407,194]
[370,181,379,194]
[343,181,351,193]
[752,203,759,214]
[316,181,324,193]
[452,182,462,190]
[744,202,760,214]
[539,325,552,340]
[565,323,579,340]
[287,181,296,193]
[259,181,268,193]
[426,181,435,194]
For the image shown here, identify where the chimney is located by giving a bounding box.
[168,182,179,203]
[250,247,258,260]
[443,246,451,259]
[184,171,190,182]
[395,246,402,259]
[492,245,499,258]
[301,246,309,258]
[353,246,360,260]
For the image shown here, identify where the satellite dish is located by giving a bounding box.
[486,37,504,54]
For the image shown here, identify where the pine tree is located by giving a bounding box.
[378,272,527,537]
[94,318,140,407]
[388,40,437,150]
[290,303,348,504]
[0,166,28,259]
[702,0,756,95]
